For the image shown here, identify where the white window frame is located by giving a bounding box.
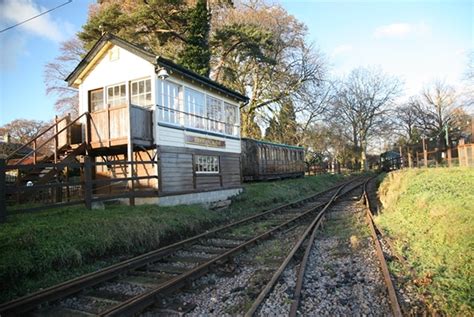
[206,95,224,133]
[106,83,127,108]
[159,80,182,125]
[130,77,153,108]
[158,81,240,137]
[184,87,206,130]
[194,155,220,174]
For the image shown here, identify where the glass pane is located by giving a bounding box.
[145,79,151,92]
[114,86,119,95]
[132,82,137,95]
[139,81,144,94]
[108,88,113,98]
[120,85,126,96]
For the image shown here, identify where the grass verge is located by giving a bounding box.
[0,173,345,303]
[375,168,473,315]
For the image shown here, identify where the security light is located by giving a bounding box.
[156,67,169,80]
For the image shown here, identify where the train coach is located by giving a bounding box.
[241,138,305,181]
[380,150,402,171]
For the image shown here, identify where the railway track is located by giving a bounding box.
[0,177,364,316]
[245,176,402,317]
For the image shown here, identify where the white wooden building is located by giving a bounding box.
[66,34,248,205]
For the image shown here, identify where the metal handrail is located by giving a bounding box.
[156,104,240,136]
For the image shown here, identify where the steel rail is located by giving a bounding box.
[363,178,403,317]
[0,177,362,316]
[99,180,364,317]
[244,179,365,317]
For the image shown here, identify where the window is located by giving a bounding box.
[107,83,126,107]
[131,78,152,107]
[225,102,239,136]
[207,96,223,133]
[158,83,240,136]
[184,88,205,129]
[159,81,181,124]
[90,89,104,112]
[195,155,219,173]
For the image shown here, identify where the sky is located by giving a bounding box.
[0,0,472,126]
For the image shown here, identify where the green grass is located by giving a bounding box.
[0,173,345,303]
[375,168,474,315]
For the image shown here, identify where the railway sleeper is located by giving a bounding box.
[146,301,196,317]
[185,244,229,254]
[32,306,95,317]
[145,264,190,275]
[59,294,119,315]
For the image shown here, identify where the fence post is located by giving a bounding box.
[422,138,428,167]
[447,147,452,167]
[0,159,6,223]
[84,156,92,209]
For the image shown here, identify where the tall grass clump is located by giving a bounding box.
[376,168,474,315]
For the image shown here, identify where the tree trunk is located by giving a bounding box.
[361,141,368,171]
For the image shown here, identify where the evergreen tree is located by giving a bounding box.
[264,117,280,141]
[78,1,189,58]
[278,100,298,144]
[178,0,211,76]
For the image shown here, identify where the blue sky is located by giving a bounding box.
[0,0,472,125]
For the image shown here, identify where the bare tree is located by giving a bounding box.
[395,97,421,144]
[412,81,470,148]
[294,79,333,145]
[0,119,49,144]
[44,38,86,117]
[330,67,402,170]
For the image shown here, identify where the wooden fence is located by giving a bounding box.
[413,143,474,168]
[0,158,159,223]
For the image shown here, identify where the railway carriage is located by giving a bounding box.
[241,138,305,181]
[380,150,401,171]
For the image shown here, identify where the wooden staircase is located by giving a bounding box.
[6,113,89,188]
[20,143,87,185]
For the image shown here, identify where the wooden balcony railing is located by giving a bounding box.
[90,104,153,148]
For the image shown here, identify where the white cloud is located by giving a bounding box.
[374,22,431,39]
[332,44,353,57]
[0,35,27,70]
[0,0,65,42]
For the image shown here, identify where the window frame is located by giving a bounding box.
[89,88,104,112]
[158,81,240,137]
[106,82,127,108]
[194,155,220,174]
[130,77,153,108]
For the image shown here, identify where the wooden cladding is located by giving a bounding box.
[158,145,241,194]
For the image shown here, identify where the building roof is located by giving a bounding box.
[66,33,249,102]
[242,137,305,150]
